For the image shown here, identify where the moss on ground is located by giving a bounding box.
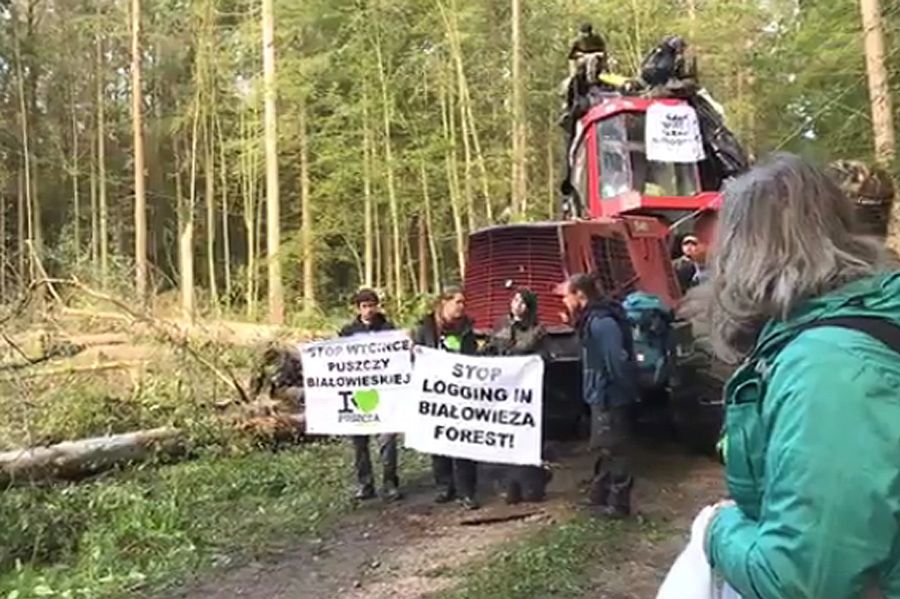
[0,445,426,599]
[435,515,669,599]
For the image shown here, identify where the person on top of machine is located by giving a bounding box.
[559,23,630,218]
[630,35,750,181]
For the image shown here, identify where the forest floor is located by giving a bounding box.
[164,441,723,599]
[1,302,723,599]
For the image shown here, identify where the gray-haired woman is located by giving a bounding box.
[696,152,900,598]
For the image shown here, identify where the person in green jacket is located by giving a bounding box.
[700,152,900,599]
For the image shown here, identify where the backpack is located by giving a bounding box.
[622,291,675,390]
[716,315,900,464]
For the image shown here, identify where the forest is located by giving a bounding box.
[0,0,896,323]
[0,1,898,597]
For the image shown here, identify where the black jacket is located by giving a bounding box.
[484,291,547,358]
[338,312,394,337]
[412,312,477,355]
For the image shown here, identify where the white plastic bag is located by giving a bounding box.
[656,505,742,599]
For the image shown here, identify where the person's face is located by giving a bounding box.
[562,286,587,317]
[357,300,380,323]
[693,240,709,263]
[682,239,698,260]
[510,293,529,320]
[441,293,466,322]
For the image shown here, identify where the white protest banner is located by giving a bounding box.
[405,347,544,466]
[301,330,412,435]
[645,102,706,164]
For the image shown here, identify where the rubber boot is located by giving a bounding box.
[605,475,634,518]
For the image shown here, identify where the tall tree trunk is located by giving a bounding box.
[299,98,316,312]
[373,29,404,305]
[96,16,110,288]
[205,119,218,311]
[203,0,218,313]
[419,159,440,293]
[131,0,148,303]
[440,81,466,276]
[172,135,185,306]
[439,1,489,225]
[90,129,98,274]
[362,85,374,288]
[71,107,81,264]
[216,116,232,305]
[859,0,896,165]
[12,6,34,282]
[417,215,428,295]
[262,0,284,324]
[183,96,200,320]
[240,109,257,319]
[374,199,382,291]
[510,0,527,218]
[16,167,24,284]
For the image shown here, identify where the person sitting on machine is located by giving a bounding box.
[559,23,629,218]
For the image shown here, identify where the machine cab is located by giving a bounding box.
[570,96,723,220]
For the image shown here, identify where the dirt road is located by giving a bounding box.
[169,442,722,599]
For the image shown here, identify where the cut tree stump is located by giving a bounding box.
[0,427,187,487]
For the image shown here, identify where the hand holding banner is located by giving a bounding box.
[301,330,413,435]
[405,347,544,466]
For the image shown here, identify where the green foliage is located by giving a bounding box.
[0,445,355,598]
[0,360,235,452]
[437,516,665,599]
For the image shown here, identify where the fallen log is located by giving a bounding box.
[0,427,187,488]
[0,359,147,383]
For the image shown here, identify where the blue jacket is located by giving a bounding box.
[579,303,636,408]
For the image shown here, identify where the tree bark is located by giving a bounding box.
[300,98,316,312]
[859,0,895,165]
[16,167,25,285]
[71,106,81,264]
[205,119,219,311]
[373,28,404,305]
[217,116,233,306]
[90,128,98,274]
[183,95,200,321]
[440,80,466,276]
[0,427,186,487]
[510,0,527,218]
[859,0,898,251]
[12,5,35,283]
[96,14,110,288]
[362,84,375,288]
[419,159,440,293]
[131,0,148,304]
[262,0,284,324]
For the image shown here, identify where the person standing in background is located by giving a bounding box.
[673,234,709,291]
[560,274,637,517]
[338,289,401,502]
[412,286,480,510]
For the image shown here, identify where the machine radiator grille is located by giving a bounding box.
[466,228,567,329]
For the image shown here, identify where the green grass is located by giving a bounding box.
[0,445,426,599]
[435,515,669,599]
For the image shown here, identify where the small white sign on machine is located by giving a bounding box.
[645,102,706,164]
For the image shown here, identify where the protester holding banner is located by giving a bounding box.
[338,289,401,502]
[412,286,481,510]
[560,274,637,518]
[484,288,552,505]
